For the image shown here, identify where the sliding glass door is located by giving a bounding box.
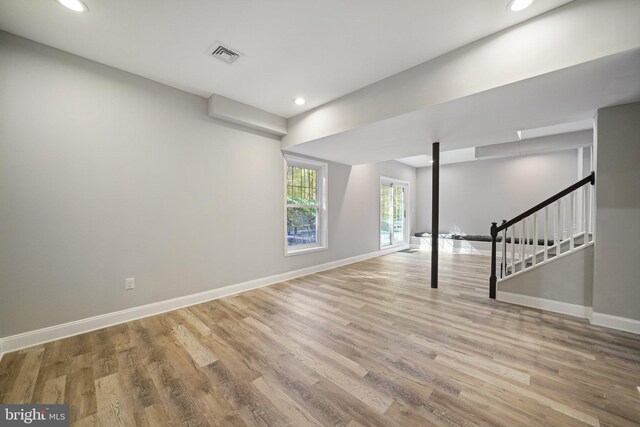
[380,178,408,248]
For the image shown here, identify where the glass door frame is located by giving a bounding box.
[379,176,410,250]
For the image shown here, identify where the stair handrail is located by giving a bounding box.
[489,171,595,299]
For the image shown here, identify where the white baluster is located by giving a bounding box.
[511,225,515,276]
[589,184,594,242]
[524,218,531,268]
[582,186,587,235]
[521,219,526,271]
[570,192,575,250]
[571,190,580,236]
[561,197,566,242]
[553,200,560,247]
[556,199,561,245]
[533,212,538,266]
[586,185,591,242]
[544,206,548,262]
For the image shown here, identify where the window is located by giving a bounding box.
[284,155,328,255]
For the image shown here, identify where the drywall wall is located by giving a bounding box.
[0,32,416,338]
[416,149,581,235]
[593,102,640,321]
[498,244,594,307]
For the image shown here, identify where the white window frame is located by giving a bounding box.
[284,154,328,256]
[379,176,410,250]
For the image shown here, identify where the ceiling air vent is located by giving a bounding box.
[209,42,242,64]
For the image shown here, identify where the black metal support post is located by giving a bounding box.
[489,222,497,299]
[431,142,440,289]
[500,219,506,279]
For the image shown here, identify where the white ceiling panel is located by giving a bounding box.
[0,0,573,118]
[285,48,640,165]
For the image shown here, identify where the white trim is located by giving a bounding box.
[590,312,640,335]
[496,291,593,319]
[284,154,327,168]
[385,243,410,252]
[380,176,410,186]
[283,245,328,257]
[0,245,408,359]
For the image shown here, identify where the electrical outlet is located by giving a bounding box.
[125,278,135,290]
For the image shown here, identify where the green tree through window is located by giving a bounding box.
[287,165,318,247]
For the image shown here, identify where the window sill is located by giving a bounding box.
[285,245,328,257]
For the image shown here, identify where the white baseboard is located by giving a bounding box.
[410,237,494,256]
[496,291,592,319]
[409,246,493,256]
[590,312,640,335]
[497,292,640,335]
[0,245,408,359]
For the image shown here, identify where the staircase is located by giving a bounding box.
[488,172,595,298]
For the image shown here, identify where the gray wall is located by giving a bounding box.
[416,150,581,235]
[0,32,416,337]
[593,102,640,321]
[499,245,594,307]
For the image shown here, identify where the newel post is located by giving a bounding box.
[489,222,498,299]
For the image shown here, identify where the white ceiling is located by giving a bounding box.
[284,48,640,165]
[0,0,573,118]
[396,148,478,168]
[395,119,594,167]
[518,118,593,140]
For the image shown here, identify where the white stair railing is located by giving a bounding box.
[489,172,596,299]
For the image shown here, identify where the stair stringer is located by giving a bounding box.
[497,243,594,318]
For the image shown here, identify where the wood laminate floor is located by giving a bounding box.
[1,252,639,426]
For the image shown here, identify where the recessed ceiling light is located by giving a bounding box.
[429,160,435,164]
[293,97,306,106]
[57,0,88,12]
[507,0,533,12]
